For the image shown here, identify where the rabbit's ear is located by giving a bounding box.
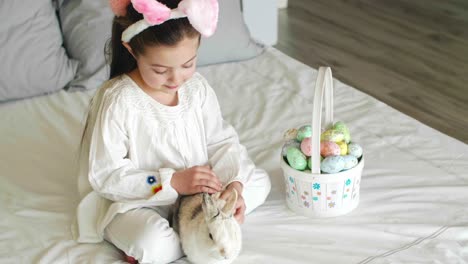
[212,191,221,200]
[211,192,227,209]
[202,192,219,219]
[221,189,238,215]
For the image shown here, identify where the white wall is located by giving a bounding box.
[242,0,278,46]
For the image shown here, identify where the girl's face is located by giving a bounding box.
[131,36,199,95]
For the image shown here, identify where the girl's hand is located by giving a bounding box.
[170,165,222,195]
[220,182,246,224]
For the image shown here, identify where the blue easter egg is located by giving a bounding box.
[320,155,345,174]
[348,143,363,158]
[342,155,358,170]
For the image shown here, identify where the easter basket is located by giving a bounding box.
[281,67,364,218]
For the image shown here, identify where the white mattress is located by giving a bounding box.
[1,48,468,264]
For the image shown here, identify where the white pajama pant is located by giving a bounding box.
[104,169,271,264]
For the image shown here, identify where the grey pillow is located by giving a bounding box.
[0,0,78,102]
[58,0,113,91]
[197,0,264,66]
[56,0,263,91]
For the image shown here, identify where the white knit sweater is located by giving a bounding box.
[75,72,255,243]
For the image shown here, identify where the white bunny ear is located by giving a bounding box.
[202,193,219,219]
[221,189,238,215]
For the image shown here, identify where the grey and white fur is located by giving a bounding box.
[172,189,242,264]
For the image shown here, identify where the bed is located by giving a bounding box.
[2,0,468,262]
[2,46,468,263]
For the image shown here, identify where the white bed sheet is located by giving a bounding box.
[1,47,468,264]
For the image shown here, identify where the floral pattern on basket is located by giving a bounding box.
[284,175,361,212]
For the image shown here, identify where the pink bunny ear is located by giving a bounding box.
[109,0,131,17]
[131,0,172,25]
[178,0,219,37]
[121,0,219,42]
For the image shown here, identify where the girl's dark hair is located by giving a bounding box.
[107,0,200,79]
[80,0,200,151]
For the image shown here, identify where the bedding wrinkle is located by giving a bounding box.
[357,225,451,264]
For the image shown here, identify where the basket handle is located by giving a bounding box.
[311,67,334,174]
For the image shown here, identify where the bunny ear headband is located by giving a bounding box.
[110,0,219,42]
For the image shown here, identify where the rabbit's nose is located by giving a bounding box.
[220,248,226,258]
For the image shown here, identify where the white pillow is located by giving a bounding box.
[58,0,113,91]
[197,0,264,66]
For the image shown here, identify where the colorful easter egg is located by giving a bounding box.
[286,147,308,171]
[321,156,345,174]
[320,141,341,157]
[348,142,363,158]
[320,129,345,142]
[300,137,312,156]
[336,141,348,155]
[342,155,358,170]
[283,128,298,141]
[282,139,301,156]
[333,121,351,143]
[297,125,312,141]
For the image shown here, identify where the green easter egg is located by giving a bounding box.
[282,139,301,156]
[286,147,308,171]
[296,125,312,142]
[333,121,351,143]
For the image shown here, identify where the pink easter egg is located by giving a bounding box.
[300,137,312,156]
[320,141,341,157]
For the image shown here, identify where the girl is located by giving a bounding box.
[75,0,271,263]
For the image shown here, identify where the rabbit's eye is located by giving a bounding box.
[209,233,213,240]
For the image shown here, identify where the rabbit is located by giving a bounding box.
[172,189,242,264]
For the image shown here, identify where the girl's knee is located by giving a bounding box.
[243,170,271,214]
[253,169,272,199]
[261,171,272,196]
[131,219,183,263]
